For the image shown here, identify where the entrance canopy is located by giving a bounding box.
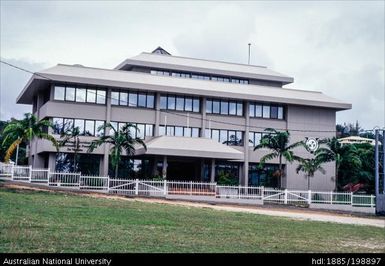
[135,136,244,160]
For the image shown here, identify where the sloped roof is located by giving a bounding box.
[115,52,294,84]
[135,136,244,160]
[17,64,351,110]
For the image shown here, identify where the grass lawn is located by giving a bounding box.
[0,186,384,253]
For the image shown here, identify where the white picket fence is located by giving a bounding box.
[0,163,376,208]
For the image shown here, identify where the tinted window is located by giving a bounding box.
[270,106,278,119]
[87,89,96,103]
[185,98,193,112]
[229,102,236,115]
[263,105,270,118]
[160,96,167,109]
[249,104,255,117]
[206,99,212,113]
[237,103,243,116]
[54,86,65,100]
[212,100,220,114]
[278,107,284,119]
[193,98,200,112]
[66,87,75,101]
[147,94,154,108]
[168,96,175,110]
[85,120,95,136]
[111,91,119,105]
[53,118,63,134]
[220,101,229,115]
[138,93,146,107]
[255,105,262,117]
[129,92,137,107]
[76,88,86,102]
[175,126,183,136]
[95,121,104,137]
[96,90,106,104]
[120,92,128,106]
[176,97,184,111]
[74,119,84,135]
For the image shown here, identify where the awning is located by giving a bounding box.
[135,136,244,160]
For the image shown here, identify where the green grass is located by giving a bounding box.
[0,186,384,253]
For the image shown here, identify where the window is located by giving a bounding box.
[249,132,262,147]
[207,128,243,145]
[229,102,236,115]
[147,94,154,108]
[95,121,104,136]
[263,105,270,118]
[85,120,95,136]
[65,87,75,101]
[248,132,254,147]
[54,86,65,100]
[192,128,199,137]
[270,106,278,119]
[255,105,262,117]
[87,89,96,103]
[168,96,176,110]
[211,130,219,142]
[249,104,255,117]
[212,100,220,114]
[76,88,86,102]
[128,92,137,107]
[184,127,191,137]
[193,98,200,112]
[53,118,63,134]
[176,97,184,111]
[138,93,146,107]
[96,90,106,104]
[220,130,228,144]
[237,103,243,116]
[109,122,118,135]
[63,118,74,132]
[166,126,174,136]
[159,126,165,136]
[185,98,193,112]
[220,101,229,115]
[278,107,284,119]
[111,91,119,105]
[175,126,183,136]
[232,78,240,83]
[119,92,128,106]
[145,124,153,137]
[206,99,212,113]
[160,96,167,109]
[74,119,84,135]
[137,124,145,139]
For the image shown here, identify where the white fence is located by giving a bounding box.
[0,163,376,208]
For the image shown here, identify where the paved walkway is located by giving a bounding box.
[3,182,385,228]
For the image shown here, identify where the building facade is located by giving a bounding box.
[17,47,351,190]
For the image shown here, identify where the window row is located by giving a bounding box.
[52,118,105,136]
[111,90,155,109]
[54,85,106,104]
[150,69,249,84]
[206,99,243,116]
[160,95,200,112]
[249,103,284,119]
[110,122,154,140]
[159,125,200,138]
[205,129,243,146]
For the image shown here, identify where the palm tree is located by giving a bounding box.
[88,122,147,178]
[58,126,81,172]
[2,113,58,163]
[254,128,303,188]
[296,156,326,190]
[316,137,361,190]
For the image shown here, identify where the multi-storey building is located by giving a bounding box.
[17,47,351,190]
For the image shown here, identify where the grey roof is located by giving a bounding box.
[17,64,351,110]
[135,136,244,160]
[115,52,294,84]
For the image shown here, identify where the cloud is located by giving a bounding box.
[0,1,384,129]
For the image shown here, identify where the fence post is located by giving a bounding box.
[261,186,264,202]
[330,191,333,204]
[350,192,354,206]
[163,180,167,196]
[284,189,288,204]
[135,179,139,195]
[371,195,375,208]
[308,190,311,205]
[107,176,110,194]
[238,185,241,199]
[28,165,32,183]
[46,168,50,185]
[190,181,193,196]
[11,163,14,180]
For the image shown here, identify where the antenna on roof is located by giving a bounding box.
[248,43,251,65]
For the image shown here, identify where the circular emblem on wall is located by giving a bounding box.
[305,138,319,152]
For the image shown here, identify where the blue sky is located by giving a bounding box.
[1,1,384,130]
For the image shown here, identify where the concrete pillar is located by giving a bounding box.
[201,97,206,137]
[155,92,161,136]
[243,101,250,186]
[200,158,205,181]
[162,156,167,179]
[48,153,56,171]
[102,88,112,176]
[210,159,215,183]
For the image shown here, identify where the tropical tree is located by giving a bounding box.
[2,113,58,163]
[87,122,147,178]
[316,137,361,190]
[58,126,81,172]
[296,156,326,190]
[254,128,303,188]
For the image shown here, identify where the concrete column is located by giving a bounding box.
[210,159,215,183]
[162,156,167,179]
[200,158,205,181]
[102,88,112,176]
[243,101,250,186]
[155,92,161,136]
[48,153,56,171]
[201,97,206,137]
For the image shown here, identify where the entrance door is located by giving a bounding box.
[167,161,199,181]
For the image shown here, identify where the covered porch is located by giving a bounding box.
[135,136,244,183]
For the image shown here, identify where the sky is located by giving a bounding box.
[0,1,384,130]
